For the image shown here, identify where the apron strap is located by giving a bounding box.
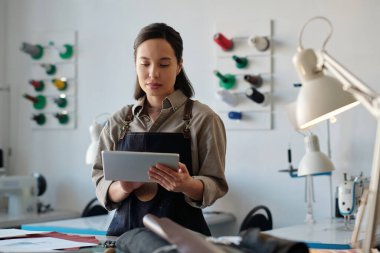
[119,105,134,140]
[126,105,134,122]
[183,99,194,138]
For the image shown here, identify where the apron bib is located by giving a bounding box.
[107,100,210,236]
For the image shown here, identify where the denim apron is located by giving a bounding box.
[107,99,211,236]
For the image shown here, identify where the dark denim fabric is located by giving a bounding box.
[116,227,177,253]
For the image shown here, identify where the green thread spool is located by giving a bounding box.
[23,94,46,110]
[59,44,74,59]
[214,70,236,90]
[32,113,46,125]
[54,96,68,108]
[41,64,57,75]
[232,55,248,69]
[55,112,69,124]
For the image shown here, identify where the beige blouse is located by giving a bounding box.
[92,90,228,210]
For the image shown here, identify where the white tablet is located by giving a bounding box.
[102,151,180,182]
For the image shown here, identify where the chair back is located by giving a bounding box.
[239,205,273,232]
[81,197,108,217]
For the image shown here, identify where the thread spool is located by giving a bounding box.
[23,94,46,110]
[59,44,74,59]
[29,80,45,92]
[32,113,46,125]
[214,70,236,90]
[48,41,74,59]
[248,36,270,52]
[53,95,68,108]
[20,42,44,60]
[41,64,57,75]
[52,79,68,91]
[245,87,267,105]
[55,112,69,124]
[216,90,238,107]
[244,74,263,88]
[228,111,242,120]
[232,55,248,69]
[213,33,233,51]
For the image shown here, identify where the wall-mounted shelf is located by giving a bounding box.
[213,20,273,130]
[21,31,77,130]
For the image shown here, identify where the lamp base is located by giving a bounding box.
[304,213,315,224]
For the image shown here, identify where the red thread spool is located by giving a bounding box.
[29,80,43,89]
[213,33,233,51]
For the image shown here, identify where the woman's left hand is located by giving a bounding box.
[148,162,192,193]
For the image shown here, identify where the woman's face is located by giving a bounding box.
[136,38,182,101]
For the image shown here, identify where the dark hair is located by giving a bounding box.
[133,23,194,99]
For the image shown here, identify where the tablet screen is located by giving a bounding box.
[102,151,179,182]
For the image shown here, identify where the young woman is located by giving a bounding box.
[92,23,228,236]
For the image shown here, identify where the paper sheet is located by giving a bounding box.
[0,229,48,239]
[0,237,98,251]
[310,249,363,253]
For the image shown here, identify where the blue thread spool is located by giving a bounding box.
[228,111,242,120]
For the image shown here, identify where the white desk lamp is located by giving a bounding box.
[293,16,379,252]
[286,107,335,223]
[298,133,335,224]
[286,102,335,223]
[85,113,109,165]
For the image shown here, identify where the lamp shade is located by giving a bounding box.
[293,48,359,129]
[85,121,103,165]
[298,134,334,177]
[285,101,300,131]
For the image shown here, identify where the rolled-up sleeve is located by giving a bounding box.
[91,123,119,210]
[185,112,228,208]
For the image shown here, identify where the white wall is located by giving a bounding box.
[0,0,9,173]
[4,0,380,232]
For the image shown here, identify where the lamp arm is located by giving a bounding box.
[321,51,380,252]
[322,51,380,118]
[362,120,380,252]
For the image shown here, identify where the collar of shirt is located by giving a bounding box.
[132,90,189,116]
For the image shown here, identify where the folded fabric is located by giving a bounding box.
[239,228,309,253]
[115,218,309,253]
[116,228,244,253]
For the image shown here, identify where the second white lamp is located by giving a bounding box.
[298,133,334,224]
[298,134,334,177]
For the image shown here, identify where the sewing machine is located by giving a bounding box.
[0,176,38,217]
[338,173,369,217]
